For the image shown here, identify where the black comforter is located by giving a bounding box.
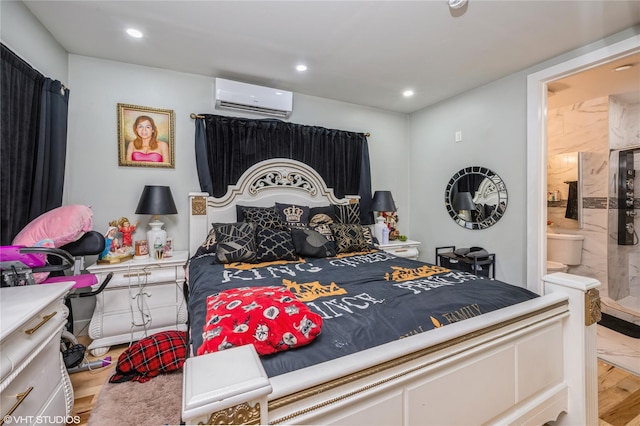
[187,250,537,377]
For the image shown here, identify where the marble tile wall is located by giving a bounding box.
[547,97,609,289]
[610,96,640,150]
[548,96,609,155]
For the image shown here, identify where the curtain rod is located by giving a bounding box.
[189,113,370,137]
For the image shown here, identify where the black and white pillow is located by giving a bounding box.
[308,206,336,241]
[333,202,361,225]
[361,226,374,246]
[255,227,297,262]
[275,203,310,229]
[193,227,218,259]
[291,228,336,258]
[309,205,336,222]
[329,224,370,254]
[242,206,288,230]
[214,222,257,263]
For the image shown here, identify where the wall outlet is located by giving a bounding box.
[455,130,462,142]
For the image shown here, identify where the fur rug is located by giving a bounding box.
[88,371,183,425]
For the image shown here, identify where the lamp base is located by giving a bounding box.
[374,215,386,245]
[147,220,167,256]
[458,210,472,222]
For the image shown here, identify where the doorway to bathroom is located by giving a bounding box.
[544,60,639,323]
[527,34,640,375]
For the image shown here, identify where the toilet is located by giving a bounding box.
[546,233,584,273]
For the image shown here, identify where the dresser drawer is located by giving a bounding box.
[102,304,180,336]
[99,267,181,289]
[384,246,419,259]
[97,281,183,313]
[0,338,64,422]
[0,301,66,383]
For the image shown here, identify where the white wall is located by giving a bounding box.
[66,55,409,255]
[0,1,68,83]
[408,27,640,287]
[408,73,527,286]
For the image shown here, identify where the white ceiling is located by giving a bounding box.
[22,0,640,113]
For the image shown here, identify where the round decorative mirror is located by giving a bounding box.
[445,166,508,229]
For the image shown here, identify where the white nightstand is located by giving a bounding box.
[86,250,189,356]
[375,239,421,260]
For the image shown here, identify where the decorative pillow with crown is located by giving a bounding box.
[275,203,310,230]
[308,205,336,241]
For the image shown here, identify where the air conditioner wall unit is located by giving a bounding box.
[215,78,293,118]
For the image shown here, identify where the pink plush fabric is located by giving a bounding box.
[12,205,93,282]
[13,205,93,248]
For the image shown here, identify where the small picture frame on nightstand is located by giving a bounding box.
[164,237,173,257]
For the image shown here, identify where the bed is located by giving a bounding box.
[181,158,601,425]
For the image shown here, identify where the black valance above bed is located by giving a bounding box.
[194,114,373,223]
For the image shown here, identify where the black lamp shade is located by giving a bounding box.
[135,185,178,216]
[453,192,475,211]
[371,191,397,212]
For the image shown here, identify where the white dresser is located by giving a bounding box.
[86,251,189,356]
[0,282,75,426]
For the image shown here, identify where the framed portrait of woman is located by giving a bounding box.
[117,103,175,168]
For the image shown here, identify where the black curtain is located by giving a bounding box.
[1,44,69,245]
[195,114,373,223]
[30,78,70,218]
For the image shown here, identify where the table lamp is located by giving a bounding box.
[453,191,475,222]
[371,191,397,244]
[135,185,178,255]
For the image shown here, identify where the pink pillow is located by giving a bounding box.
[13,205,93,248]
[12,205,93,283]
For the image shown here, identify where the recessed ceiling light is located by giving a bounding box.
[403,90,415,97]
[614,64,633,72]
[296,64,308,72]
[126,28,143,38]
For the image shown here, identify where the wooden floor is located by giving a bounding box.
[69,340,640,426]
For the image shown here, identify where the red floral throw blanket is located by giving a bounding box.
[198,286,323,356]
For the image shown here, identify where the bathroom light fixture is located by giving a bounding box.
[403,90,414,97]
[296,64,308,72]
[126,28,143,38]
[614,64,634,72]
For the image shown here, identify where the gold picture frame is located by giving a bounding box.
[117,103,175,168]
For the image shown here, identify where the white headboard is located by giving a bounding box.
[188,158,358,254]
